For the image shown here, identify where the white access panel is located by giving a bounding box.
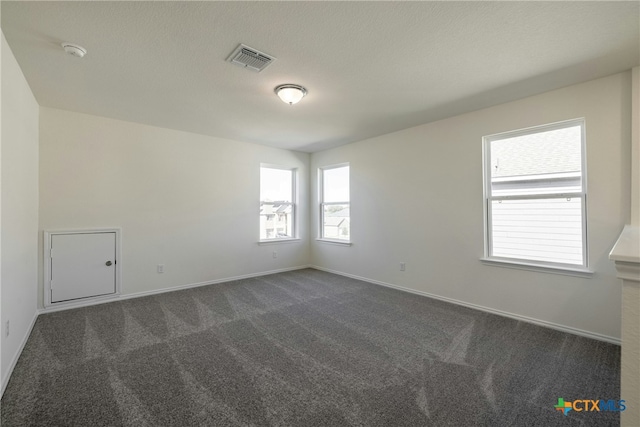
[49,232,117,304]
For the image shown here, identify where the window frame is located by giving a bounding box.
[318,163,351,245]
[482,118,591,275]
[259,164,298,243]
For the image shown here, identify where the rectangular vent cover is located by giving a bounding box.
[227,44,276,72]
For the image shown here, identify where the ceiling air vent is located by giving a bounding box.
[227,44,276,73]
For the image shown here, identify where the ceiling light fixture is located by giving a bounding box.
[274,84,307,105]
[62,42,87,58]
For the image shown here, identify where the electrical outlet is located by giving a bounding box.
[157,264,164,274]
[272,251,278,259]
[400,262,406,271]
[5,320,9,337]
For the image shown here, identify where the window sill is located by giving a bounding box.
[480,257,593,278]
[316,238,352,246]
[258,238,301,245]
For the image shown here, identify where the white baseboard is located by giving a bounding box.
[40,265,312,314]
[310,265,621,346]
[1,310,39,398]
[118,265,311,302]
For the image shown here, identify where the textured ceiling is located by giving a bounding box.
[2,1,639,152]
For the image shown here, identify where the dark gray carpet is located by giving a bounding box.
[1,269,620,426]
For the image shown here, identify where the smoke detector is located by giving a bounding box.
[227,44,275,72]
[62,43,87,58]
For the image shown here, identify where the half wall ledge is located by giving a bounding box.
[609,225,640,427]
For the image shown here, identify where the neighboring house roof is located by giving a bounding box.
[324,217,349,227]
[492,126,581,178]
[325,207,350,217]
[260,202,292,215]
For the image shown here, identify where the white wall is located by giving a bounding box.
[632,66,639,227]
[0,22,3,399]
[1,33,39,393]
[39,108,309,306]
[311,72,631,341]
[0,26,3,398]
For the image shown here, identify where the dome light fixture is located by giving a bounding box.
[62,42,87,58]
[274,84,307,105]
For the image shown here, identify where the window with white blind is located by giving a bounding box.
[319,164,350,243]
[483,119,588,271]
[260,166,296,241]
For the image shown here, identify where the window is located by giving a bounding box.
[483,119,587,270]
[260,166,296,241]
[319,164,350,242]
